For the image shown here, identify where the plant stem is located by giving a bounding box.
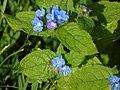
[22,74,26,86]
[0,44,10,55]
[0,85,18,89]
[49,80,56,89]
[2,0,8,14]
[0,0,8,24]
[0,49,24,67]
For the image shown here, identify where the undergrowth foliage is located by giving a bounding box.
[1,0,120,90]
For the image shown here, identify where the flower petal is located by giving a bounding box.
[36,9,42,17]
[33,25,43,32]
[47,20,57,30]
[50,5,59,13]
[36,8,45,17]
[46,14,53,19]
[59,65,72,76]
[41,8,45,16]
[52,55,65,68]
[62,15,69,21]
[60,10,66,15]
[39,20,43,26]
[32,20,38,25]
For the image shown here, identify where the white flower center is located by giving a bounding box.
[115,84,119,87]
[83,8,87,12]
[52,16,54,20]
[40,14,43,16]
[112,79,116,82]
[51,22,56,27]
[62,66,66,70]
[58,15,61,19]
[37,22,41,26]
[57,60,61,64]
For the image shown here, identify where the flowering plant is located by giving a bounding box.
[1,0,120,90]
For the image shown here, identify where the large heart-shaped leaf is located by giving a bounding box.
[56,23,98,55]
[19,49,56,81]
[57,65,117,90]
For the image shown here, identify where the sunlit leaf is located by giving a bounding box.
[19,50,56,81]
[56,23,98,55]
[57,65,117,90]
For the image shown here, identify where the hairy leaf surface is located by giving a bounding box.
[19,50,56,81]
[57,65,115,90]
[56,23,98,55]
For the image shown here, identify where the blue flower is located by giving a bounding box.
[50,5,59,14]
[109,76,120,90]
[109,76,120,84]
[59,65,72,76]
[46,6,69,23]
[47,20,57,30]
[46,6,59,21]
[36,8,45,18]
[32,16,43,32]
[52,55,65,68]
[111,83,120,90]
[54,10,69,23]
[46,11,56,21]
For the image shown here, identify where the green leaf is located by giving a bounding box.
[56,44,67,55]
[90,1,120,23]
[18,75,24,90]
[65,50,85,67]
[60,0,74,11]
[5,12,55,36]
[32,82,38,90]
[65,50,102,67]
[100,54,109,65]
[5,14,26,30]
[77,16,95,33]
[79,0,93,5]
[10,31,21,44]
[67,0,74,11]
[56,23,98,55]
[85,56,102,65]
[35,0,74,13]
[57,65,116,90]
[19,49,56,81]
[104,20,118,34]
[16,11,35,24]
[35,0,60,13]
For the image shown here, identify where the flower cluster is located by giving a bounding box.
[108,75,120,90]
[52,55,72,76]
[80,4,88,13]
[32,5,69,32]
[32,8,45,32]
[46,5,69,30]
[79,4,89,16]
